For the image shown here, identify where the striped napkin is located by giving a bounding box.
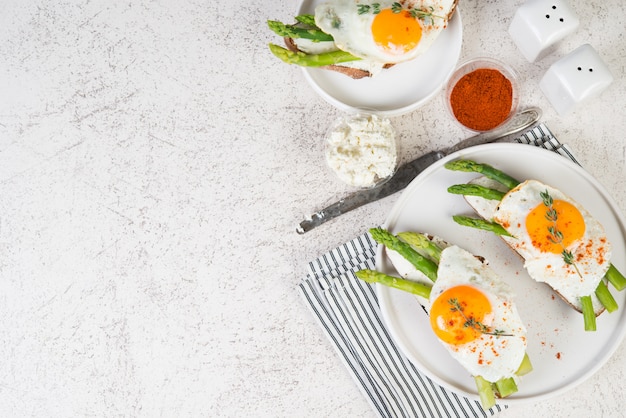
[298,123,578,418]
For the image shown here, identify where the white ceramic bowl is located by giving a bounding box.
[297,0,464,116]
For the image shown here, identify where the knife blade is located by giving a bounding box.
[296,107,542,234]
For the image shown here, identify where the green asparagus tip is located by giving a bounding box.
[268,43,296,63]
[267,19,283,33]
[444,160,493,174]
[294,14,316,26]
[396,231,442,263]
[369,228,439,282]
[268,43,360,67]
[354,269,432,299]
[444,159,520,190]
[452,215,514,237]
[444,159,477,171]
[267,19,334,42]
[447,183,506,201]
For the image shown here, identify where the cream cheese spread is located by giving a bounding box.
[325,114,397,188]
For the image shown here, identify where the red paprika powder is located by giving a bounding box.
[449,68,513,131]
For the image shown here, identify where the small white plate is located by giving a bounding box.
[376,143,626,404]
[296,0,463,117]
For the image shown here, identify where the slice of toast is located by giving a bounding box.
[462,176,605,316]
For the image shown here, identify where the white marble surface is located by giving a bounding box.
[1,0,625,416]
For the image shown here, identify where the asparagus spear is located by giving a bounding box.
[294,14,317,26]
[369,227,439,282]
[580,295,596,331]
[595,281,618,313]
[355,269,432,299]
[452,215,514,237]
[605,264,626,291]
[268,44,360,67]
[494,377,518,398]
[515,353,533,376]
[397,231,442,263]
[447,184,506,201]
[474,376,496,409]
[445,160,520,190]
[267,20,334,42]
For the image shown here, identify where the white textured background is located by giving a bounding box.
[1,0,625,416]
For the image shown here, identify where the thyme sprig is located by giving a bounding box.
[448,298,512,337]
[357,3,381,14]
[540,190,582,277]
[357,2,444,25]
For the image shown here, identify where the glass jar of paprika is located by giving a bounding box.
[445,57,520,132]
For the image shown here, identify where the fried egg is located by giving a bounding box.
[493,180,612,304]
[429,245,527,382]
[315,0,456,65]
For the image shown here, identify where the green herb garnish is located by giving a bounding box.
[540,190,583,278]
[357,3,381,14]
[448,298,512,337]
[357,2,443,25]
[391,2,403,13]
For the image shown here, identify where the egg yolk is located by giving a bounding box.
[371,8,422,54]
[430,285,492,345]
[526,199,585,253]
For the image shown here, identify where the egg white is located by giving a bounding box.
[493,180,612,304]
[430,245,527,383]
[314,0,456,64]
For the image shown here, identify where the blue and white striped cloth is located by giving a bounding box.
[298,124,578,418]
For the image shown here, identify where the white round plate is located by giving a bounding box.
[376,143,626,404]
[296,0,463,117]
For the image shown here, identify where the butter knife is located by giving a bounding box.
[296,107,542,234]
